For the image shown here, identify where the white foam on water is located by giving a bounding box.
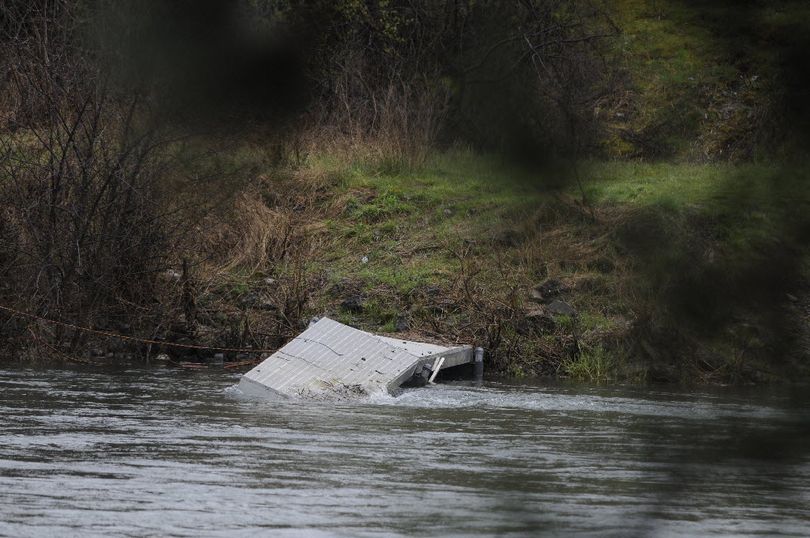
[228,379,793,422]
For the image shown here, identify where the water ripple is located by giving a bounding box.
[0,367,808,537]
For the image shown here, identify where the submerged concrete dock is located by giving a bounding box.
[238,317,475,399]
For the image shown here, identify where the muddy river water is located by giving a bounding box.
[1,366,808,537]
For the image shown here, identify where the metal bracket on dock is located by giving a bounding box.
[428,356,445,384]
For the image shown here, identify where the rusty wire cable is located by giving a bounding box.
[0,303,279,355]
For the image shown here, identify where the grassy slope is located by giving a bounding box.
[223,151,807,383]
[192,2,810,383]
[308,152,540,328]
[606,0,810,160]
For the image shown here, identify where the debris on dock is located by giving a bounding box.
[238,317,475,399]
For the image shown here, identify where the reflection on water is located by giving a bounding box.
[0,366,808,537]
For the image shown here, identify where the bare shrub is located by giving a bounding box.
[0,1,216,355]
[0,91,182,347]
[313,42,451,166]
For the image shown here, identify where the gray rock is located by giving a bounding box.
[421,285,441,297]
[517,308,556,335]
[530,279,568,303]
[588,257,615,274]
[239,291,276,311]
[239,291,261,308]
[395,315,409,332]
[494,229,524,248]
[341,296,364,313]
[546,300,577,317]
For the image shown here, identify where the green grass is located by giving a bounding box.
[607,0,810,159]
[563,345,617,383]
[308,149,543,267]
[579,311,615,332]
[583,161,810,249]
[309,149,809,283]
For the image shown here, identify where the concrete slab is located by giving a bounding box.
[238,317,472,399]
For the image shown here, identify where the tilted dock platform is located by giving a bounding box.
[238,317,475,399]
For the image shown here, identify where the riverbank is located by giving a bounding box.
[133,150,810,384]
[2,147,808,383]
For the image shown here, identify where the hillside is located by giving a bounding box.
[176,151,809,383]
[1,0,809,383]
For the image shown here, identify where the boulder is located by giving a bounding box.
[340,295,364,313]
[517,308,556,335]
[395,315,409,332]
[530,278,568,303]
[493,229,524,248]
[239,291,276,311]
[421,285,441,297]
[588,257,615,274]
[546,300,577,317]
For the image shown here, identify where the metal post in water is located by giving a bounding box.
[428,356,445,384]
[473,347,484,385]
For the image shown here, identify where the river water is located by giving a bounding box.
[1,366,808,537]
